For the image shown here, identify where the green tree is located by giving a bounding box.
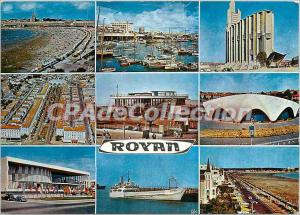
[257,51,267,67]
[21,134,28,139]
[284,89,292,100]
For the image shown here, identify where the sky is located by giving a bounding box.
[201,1,299,62]
[97,2,198,33]
[1,2,95,20]
[200,147,299,168]
[97,147,198,187]
[1,147,96,179]
[96,73,198,105]
[200,73,299,93]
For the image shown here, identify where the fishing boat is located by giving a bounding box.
[120,62,130,67]
[165,63,178,70]
[178,49,190,55]
[146,39,156,45]
[100,67,116,72]
[110,176,185,201]
[96,49,114,57]
[123,48,135,52]
[192,51,199,56]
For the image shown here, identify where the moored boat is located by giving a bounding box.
[100,67,116,72]
[109,176,185,201]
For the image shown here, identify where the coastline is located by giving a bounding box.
[2,28,42,50]
[1,29,49,73]
[1,27,87,73]
[272,171,299,180]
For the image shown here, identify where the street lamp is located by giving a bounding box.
[248,196,257,214]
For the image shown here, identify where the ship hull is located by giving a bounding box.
[110,188,185,201]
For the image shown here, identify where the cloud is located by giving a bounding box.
[19,2,43,11]
[2,4,13,13]
[72,2,93,10]
[99,3,198,33]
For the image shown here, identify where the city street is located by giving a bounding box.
[1,199,95,214]
[200,134,299,145]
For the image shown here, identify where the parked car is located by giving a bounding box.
[15,195,27,202]
[2,193,16,201]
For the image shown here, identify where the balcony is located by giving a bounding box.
[266,33,272,39]
[257,33,262,39]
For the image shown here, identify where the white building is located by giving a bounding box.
[203,94,299,123]
[111,22,133,33]
[63,126,86,144]
[226,0,274,67]
[200,159,225,204]
[0,125,22,140]
[1,157,90,194]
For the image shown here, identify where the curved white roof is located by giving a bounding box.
[203,94,299,122]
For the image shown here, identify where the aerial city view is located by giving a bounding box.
[200,147,299,214]
[200,1,299,72]
[1,2,95,73]
[96,1,198,72]
[200,73,299,145]
[1,74,95,145]
[1,147,95,214]
[96,147,198,214]
[96,73,198,144]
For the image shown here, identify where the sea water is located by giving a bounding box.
[96,41,198,72]
[1,29,38,49]
[96,188,198,214]
[274,172,299,180]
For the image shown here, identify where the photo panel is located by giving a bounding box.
[199,73,299,145]
[96,73,199,145]
[96,146,199,214]
[1,1,95,73]
[200,146,299,214]
[200,1,299,72]
[96,1,199,72]
[1,146,96,214]
[1,74,95,145]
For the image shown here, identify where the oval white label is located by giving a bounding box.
[99,139,194,154]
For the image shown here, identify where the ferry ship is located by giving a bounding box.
[109,176,185,201]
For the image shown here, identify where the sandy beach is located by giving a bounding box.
[2,27,86,72]
[238,173,299,206]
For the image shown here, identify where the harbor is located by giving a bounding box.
[97,37,198,72]
[96,2,198,72]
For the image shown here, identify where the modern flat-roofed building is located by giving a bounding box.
[111,22,133,33]
[111,91,189,107]
[1,157,90,193]
[225,0,274,66]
